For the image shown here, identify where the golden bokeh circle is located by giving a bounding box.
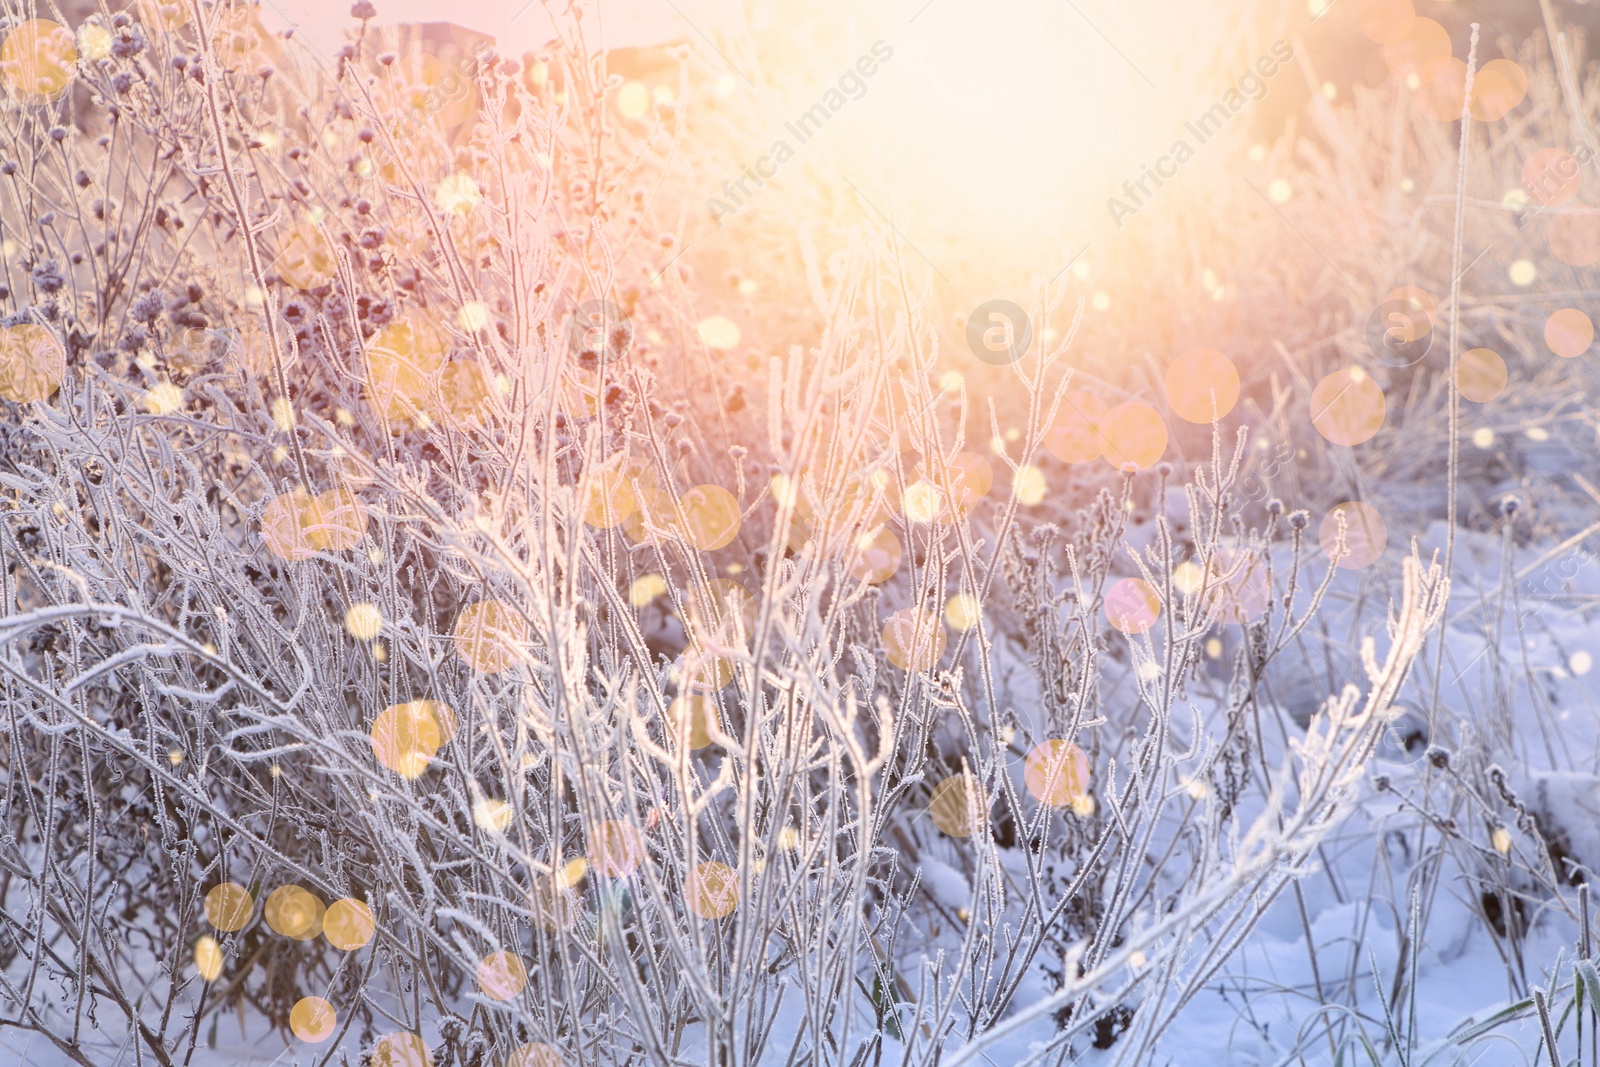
[272,224,335,290]
[882,608,947,672]
[1024,740,1090,807]
[685,861,739,919]
[0,20,77,103]
[902,478,943,524]
[473,798,513,833]
[1318,502,1388,570]
[617,80,652,120]
[679,485,742,551]
[77,22,111,63]
[589,820,646,878]
[364,310,446,423]
[507,1043,566,1067]
[1310,368,1385,446]
[372,1032,433,1067]
[669,694,717,750]
[1104,577,1161,635]
[582,469,638,529]
[1043,389,1109,464]
[944,593,981,631]
[476,951,528,1001]
[1383,17,1450,78]
[453,600,527,674]
[345,602,383,641]
[370,310,448,373]
[1523,148,1581,208]
[205,882,254,931]
[194,935,224,981]
[1097,402,1168,471]
[261,489,317,562]
[928,774,987,837]
[629,572,669,607]
[264,885,325,940]
[1546,308,1594,359]
[0,323,66,403]
[434,172,481,216]
[1165,348,1240,423]
[323,898,376,951]
[439,359,490,424]
[558,856,588,891]
[1383,285,1436,328]
[1013,466,1048,505]
[1455,348,1507,402]
[847,526,903,584]
[697,316,742,351]
[370,699,456,778]
[1471,59,1528,122]
[304,488,367,552]
[680,639,736,691]
[1172,561,1205,595]
[290,996,337,1043]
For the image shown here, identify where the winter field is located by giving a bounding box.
[2,0,1600,1064]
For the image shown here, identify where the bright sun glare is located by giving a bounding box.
[696,0,1266,286]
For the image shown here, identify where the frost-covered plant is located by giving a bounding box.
[0,3,1463,1066]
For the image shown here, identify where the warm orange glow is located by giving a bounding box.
[1024,740,1091,806]
[476,951,528,1000]
[1165,349,1240,424]
[1455,349,1507,402]
[882,608,947,672]
[1098,403,1169,471]
[1105,578,1162,635]
[323,899,376,950]
[454,600,527,674]
[1310,369,1385,446]
[371,700,457,777]
[685,861,739,918]
[928,774,987,837]
[204,882,254,932]
[1045,391,1110,464]
[290,996,338,1042]
[0,20,76,102]
[1546,309,1595,359]
[264,885,326,940]
[589,820,646,878]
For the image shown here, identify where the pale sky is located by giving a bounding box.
[260,0,727,66]
[254,0,1256,272]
